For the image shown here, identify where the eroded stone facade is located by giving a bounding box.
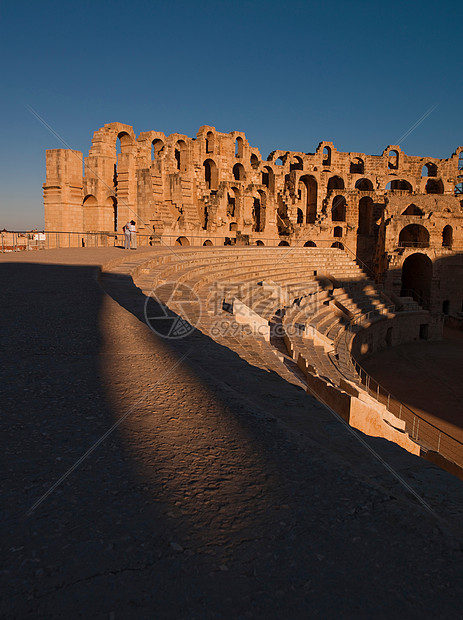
[44,122,463,312]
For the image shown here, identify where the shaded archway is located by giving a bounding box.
[262,166,275,193]
[235,136,244,158]
[327,176,344,191]
[151,139,164,161]
[297,208,303,224]
[402,204,424,216]
[350,158,364,174]
[278,240,290,246]
[442,225,453,248]
[332,241,344,249]
[398,224,430,248]
[332,195,346,221]
[203,239,213,246]
[83,194,98,231]
[401,253,433,306]
[203,159,218,190]
[299,175,317,223]
[250,153,259,169]
[252,193,266,232]
[386,179,412,192]
[304,240,316,247]
[233,163,245,181]
[333,226,343,238]
[205,131,214,154]
[355,178,373,191]
[175,236,190,246]
[256,240,265,246]
[357,196,373,234]
[421,162,437,177]
[103,196,117,232]
[426,179,444,194]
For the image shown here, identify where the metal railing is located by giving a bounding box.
[342,309,463,469]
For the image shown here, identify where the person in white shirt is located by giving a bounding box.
[123,221,131,249]
[129,220,137,250]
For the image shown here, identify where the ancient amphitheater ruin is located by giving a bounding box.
[42,122,463,474]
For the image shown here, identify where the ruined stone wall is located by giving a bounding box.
[43,123,463,308]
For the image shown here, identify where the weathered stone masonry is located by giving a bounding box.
[44,122,463,313]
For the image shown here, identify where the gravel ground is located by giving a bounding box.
[1,247,463,619]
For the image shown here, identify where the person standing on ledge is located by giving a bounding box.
[123,221,131,249]
[129,220,137,250]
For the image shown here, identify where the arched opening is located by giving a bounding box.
[304,240,316,247]
[322,146,331,166]
[262,166,275,192]
[256,240,265,246]
[235,136,243,158]
[442,300,450,315]
[388,150,399,170]
[442,225,453,248]
[252,197,264,232]
[203,159,218,190]
[350,158,364,174]
[358,196,373,234]
[401,253,432,305]
[278,240,290,246]
[426,179,444,194]
[151,139,164,161]
[250,153,259,169]
[421,162,437,177]
[386,179,412,192]
[332,241,344,249]
[83,194,98,231]
[104,196,117,232]
[233,163,245,181]
[327,176,344,191]
[355,178,373,191]
[398,224,430,248]
[175,140,187,172]
[227,191,236,217]
[297,208,304,224]
[333,226,343,238]
[203,239,213,246]
[299,175,317,223]
[205,131,214,154]
[275,156,285,166]
[290,156,303,171]
[401,204,424,216]
[332,195,346,221]
[175,236,190,246]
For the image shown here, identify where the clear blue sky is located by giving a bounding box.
[0,0,461,229]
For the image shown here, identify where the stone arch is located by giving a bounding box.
[388,150,399,170]
[355,178,373,191]
[151,139,164,161]
[290,156,303,171]
[332,195,346,221]
[278,240,290,246]
[421,162,437,177]
[175,140,187,172]
[327,176,344,191]
[333,226,343,238]
[304,240,316,247]
[117,131,133,154]
[252,190,266,232]
[175,236,190,246]
[358,196,373,234]
[322,146,331,166]
[386,179,412,192]
[332,241,344,249]
[426,179,444,194]
[350,158,364,174]
[250,153,259,169]
[83,194,98,231]
[203,159,218,190]
[233,163,246,181]
[205,131,214,154]
[297,208,304,224]
[235,136,244,158]
[442,225,453,248]
[203,239,213,246]
[299,175,317,223]
[262,166,275,193]
[256,240,265,246]
[401,253,432,304]
[398,224,430,248]
[402,204,424,216]
[104,196,117,232]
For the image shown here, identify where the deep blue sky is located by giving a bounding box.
[0,0,461,229]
